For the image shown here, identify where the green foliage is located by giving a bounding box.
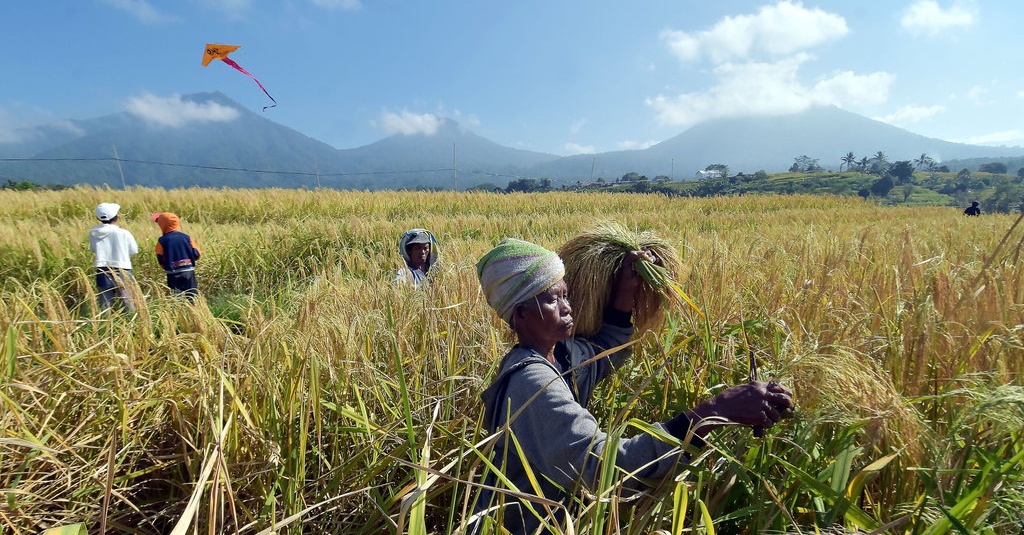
[891,160,915,185]
[979,162,1009,174]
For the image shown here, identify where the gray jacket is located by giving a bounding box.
[472,320,685,534]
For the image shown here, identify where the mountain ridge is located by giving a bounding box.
[2,93,1022,189]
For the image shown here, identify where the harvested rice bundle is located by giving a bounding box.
[559,221,697,338]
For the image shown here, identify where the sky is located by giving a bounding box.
[3,1,1023,157]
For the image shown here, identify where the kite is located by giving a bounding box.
[202,43,277,110]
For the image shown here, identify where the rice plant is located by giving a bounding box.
[1,186,1022,534]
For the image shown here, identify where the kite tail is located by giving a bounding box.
[220,57,278,111]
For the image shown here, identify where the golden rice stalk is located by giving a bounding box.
[559,221,698,338]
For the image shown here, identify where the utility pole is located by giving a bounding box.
[112,145,126,189]
[314,155,321,189]
[452,142,458,191]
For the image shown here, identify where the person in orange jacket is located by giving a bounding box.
[152,212,202,301]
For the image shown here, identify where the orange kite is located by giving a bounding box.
[202,44,277,110]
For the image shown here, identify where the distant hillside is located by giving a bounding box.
[2,94,1023,190]
[0,92,559,190]
[527,106,1024,182]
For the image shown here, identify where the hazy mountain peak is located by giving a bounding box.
[5,95,1024,189]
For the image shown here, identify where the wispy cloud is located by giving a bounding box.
[661,1,848,64]
[194,0,252,21]
[310,0,361,10]
[618,140,658,150]
[876,104,946,126]
[0,109,84,144]
[376,110,442,136]
[99,0,177,24]
[126,93,240,127]
[901,0,977,36]
[564,142,596,155]
[959,130,1024,147]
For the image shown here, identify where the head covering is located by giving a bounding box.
[152,212,181,234]
[95,203,120,222]
[476,238,565,323]
[399,228,439,267]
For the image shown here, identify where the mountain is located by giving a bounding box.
[2,94,1023,190]
[526,106,1024,181]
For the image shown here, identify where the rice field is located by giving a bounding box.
[1,186,1022,534]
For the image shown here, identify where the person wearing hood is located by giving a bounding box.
[152,212,202,300]
[394,228,438,287]
[469,238,794,535]
[89,203,139,312]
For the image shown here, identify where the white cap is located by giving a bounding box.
[95,203,120,222]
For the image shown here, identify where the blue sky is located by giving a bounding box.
[3,1,1022,157]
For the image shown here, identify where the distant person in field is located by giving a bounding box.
[469,238,794,535]
[89,203,139,312]
[152,212,202,301]
[394,228,438,287]
[964,201,981,216]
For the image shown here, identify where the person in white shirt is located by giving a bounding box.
[89,203,139,312]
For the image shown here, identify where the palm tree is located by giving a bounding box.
[871,151,889,174]
[914,153,934,170]
[858,157,870,172]
[841,152,857,172]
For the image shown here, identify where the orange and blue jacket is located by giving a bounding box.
[154,213,201,274]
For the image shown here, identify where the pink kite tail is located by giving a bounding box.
[220,57,278,111]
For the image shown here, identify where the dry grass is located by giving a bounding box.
[1,186,1023,534]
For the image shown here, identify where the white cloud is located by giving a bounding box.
[876,104,946,125]
[100,0,177,24]
[0,110,26,144]
[661,1,848,64]
[646,55,894,128]
[0,109,84,144]
[564,142,596,155]
[965,84,990,105]
[310,0,361,10]
[1018,90,1024,100]
[451,110,480,128]
[618,140,658,150]
[377,110,442,136]
[901,0,977,36]
[812,70,896,106]
[570,119,587,136]
[959,130,1024,147]
[126,93,240,127]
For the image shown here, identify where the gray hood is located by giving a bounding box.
[398,228,439,268]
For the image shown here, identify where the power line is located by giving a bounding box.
[0,156,551,182]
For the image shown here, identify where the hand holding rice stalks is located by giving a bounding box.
[559,221,702,338]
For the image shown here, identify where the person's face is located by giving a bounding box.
[408,242,430,270]
[514,279,574,345]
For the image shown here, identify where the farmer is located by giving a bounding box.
[470,238,794,534]
[89,202,139,312]
[963,201,981,216]
[394,228,438,287]
[152,212,202,301]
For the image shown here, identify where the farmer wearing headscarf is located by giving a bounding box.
[469,238,794,535]
[394,228,439,287]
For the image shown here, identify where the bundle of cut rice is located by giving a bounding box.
[559,221,701,338]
